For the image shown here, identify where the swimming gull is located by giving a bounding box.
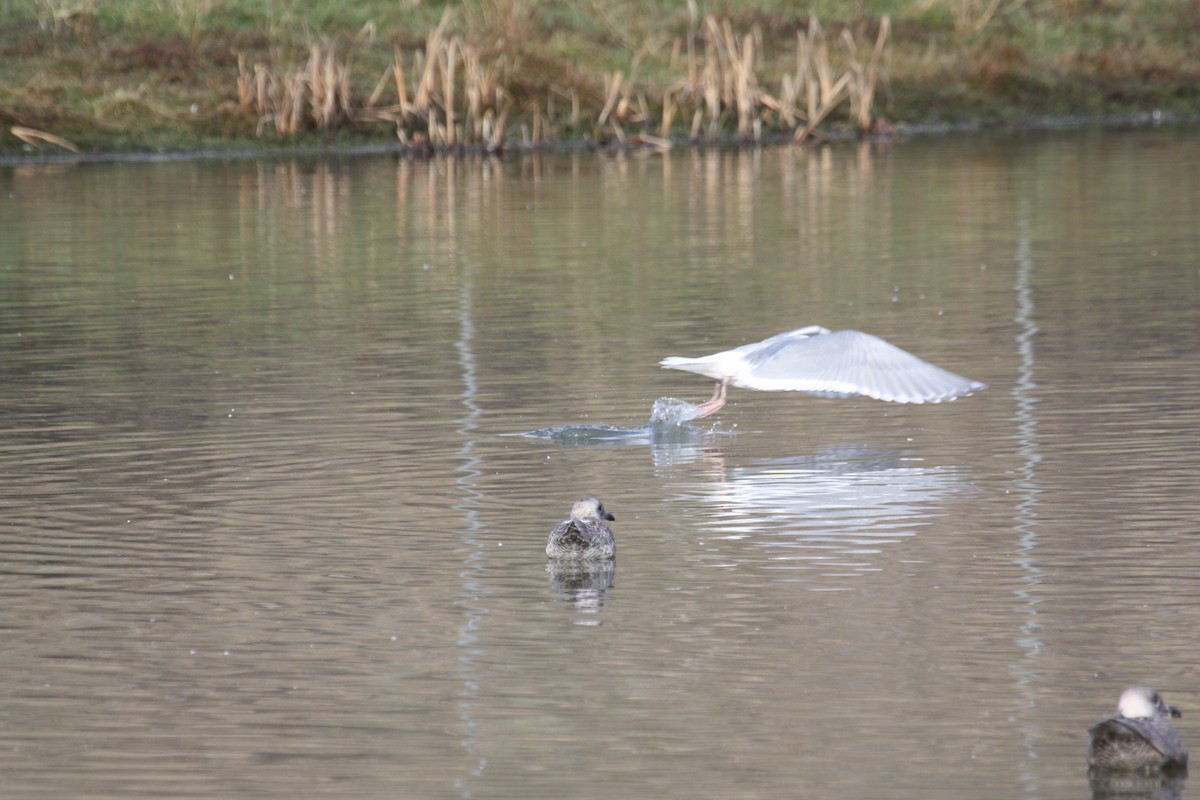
[1088,685,1188,773]
[660,325,986,416]
[546,497,617,560]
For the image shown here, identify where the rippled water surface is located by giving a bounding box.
[3,128,1200,798]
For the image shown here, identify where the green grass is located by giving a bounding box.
[2,0,1198,155]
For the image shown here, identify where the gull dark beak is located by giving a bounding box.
[1169,705,1183,719]
[603,511,615,521]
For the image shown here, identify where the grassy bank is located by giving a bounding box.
[2,0,1199,156]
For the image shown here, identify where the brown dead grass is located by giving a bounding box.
[235,9,894,150]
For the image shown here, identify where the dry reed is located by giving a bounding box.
[238,9,509,151]
[237,39,354,136]
[235,10,891,150]
[666,13,889,143]
[10,125,80,152]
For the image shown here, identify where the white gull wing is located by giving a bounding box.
[660,327,985,404]
[659,326,829,381]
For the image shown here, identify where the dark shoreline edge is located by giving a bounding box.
[2,111,1195,167]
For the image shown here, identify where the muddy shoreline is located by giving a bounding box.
[4,111,1194,168]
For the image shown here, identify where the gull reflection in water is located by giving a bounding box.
[546,559,616,619]
[674,447,965,587]
[1088,771,1186,800]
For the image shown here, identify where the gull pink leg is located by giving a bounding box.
[694,378,730,418]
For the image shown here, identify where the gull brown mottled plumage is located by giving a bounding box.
[546,497,616,560]
[1088,685,1188,773]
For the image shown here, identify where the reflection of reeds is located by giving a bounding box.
[236,10,890,150]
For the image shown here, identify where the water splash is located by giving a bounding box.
[648,396,711,424]
[518,396,723,446]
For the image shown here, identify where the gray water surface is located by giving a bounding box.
[2,128,1200,798]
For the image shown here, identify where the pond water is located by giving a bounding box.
[2,127,1200,799]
